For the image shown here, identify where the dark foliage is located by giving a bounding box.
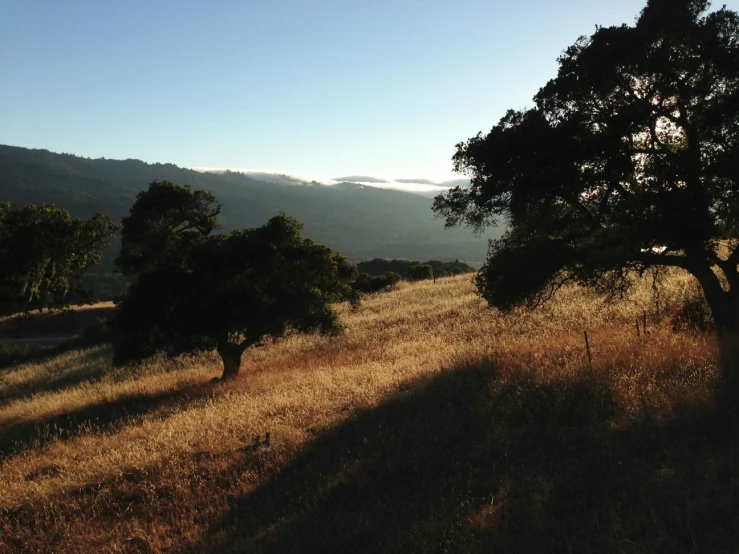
[0,203,118,316]
[433,0,739,331]
[408,264,434,282]
[352,271,402,294]
[116,181,221,276]
[72,273,129,303]
[357,258,474,279]
[115,182,358,379]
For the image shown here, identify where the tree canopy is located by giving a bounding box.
[408,264,434,282]
[116,180,221,276]
[352,271,402,293]
[115,182,358,380]
[0,203,118,316]
[433,0,739,331]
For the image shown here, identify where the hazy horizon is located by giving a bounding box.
[190,165,468,195]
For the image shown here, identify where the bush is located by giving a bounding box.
[671,287,713,333]
[408,264,433,281]
[357,259,474,279]
[352,271,401,293]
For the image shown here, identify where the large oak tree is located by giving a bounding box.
[433,0,739,331]
[115,181,358,379]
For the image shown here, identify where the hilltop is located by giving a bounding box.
[1,273,737,552]
[0,145,497,266]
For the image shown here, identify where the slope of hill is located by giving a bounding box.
[1,273,736,552]
[0,145,497,264]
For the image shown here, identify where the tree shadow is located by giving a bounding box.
[0,337,91,371]
[0,380,214,459]
[0,307,116,373]
[0,305,115,338]
[196,359,738,553]
[0,346,114,405]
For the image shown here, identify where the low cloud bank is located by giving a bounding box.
[191,167,468,195]
[395,178,438,185]
[439,178,471,188]
[333,175,390,184]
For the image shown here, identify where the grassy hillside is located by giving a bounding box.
[1,274,738,552]
[0,144,496,265]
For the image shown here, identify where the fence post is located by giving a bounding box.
[584,331,592,365]
[643,310,647,336]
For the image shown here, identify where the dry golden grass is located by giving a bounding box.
[1,271,736,553]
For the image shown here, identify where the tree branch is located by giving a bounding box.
[563,195,596,222]
[635,251,691,269]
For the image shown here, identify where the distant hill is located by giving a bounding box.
[0,145,499,266]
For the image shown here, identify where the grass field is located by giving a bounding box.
[1,274,737,553]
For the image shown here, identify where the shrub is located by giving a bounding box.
[671,286,713,333]
[352,271,401,293]
[408,264,433,281]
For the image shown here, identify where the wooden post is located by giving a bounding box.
[643,310,647,336]
[584,331,592,365]
[636,319,640,338]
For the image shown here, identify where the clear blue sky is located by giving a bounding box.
[2,0,736,183]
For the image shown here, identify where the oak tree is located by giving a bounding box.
[0,203,118,316]
[115,182,358,379]
[433,0,739,331]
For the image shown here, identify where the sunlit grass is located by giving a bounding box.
[1,270,734,552]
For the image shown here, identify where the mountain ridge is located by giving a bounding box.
[0,144,498,265]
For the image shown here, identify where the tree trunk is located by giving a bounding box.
[689,262,739,333]
[217,342,246,380]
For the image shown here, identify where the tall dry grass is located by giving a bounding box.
[0,270,736,553]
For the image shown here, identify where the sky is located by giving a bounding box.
[3,0,737,190]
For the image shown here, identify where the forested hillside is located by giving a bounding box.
[0,145,496,265]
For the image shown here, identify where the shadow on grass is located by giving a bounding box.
[0,346,114,406]
[0,380,213,459]
[0,305,115,338]
[0,305,116,371]
[198,359,738,554]
[0,339,84,372]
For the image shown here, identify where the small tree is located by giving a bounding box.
[115,182,358,379]
[433,0,739,332]
[352,271,402,293]
[0,202,118,317]
[409,264,434,282]
[383,271,402,288]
